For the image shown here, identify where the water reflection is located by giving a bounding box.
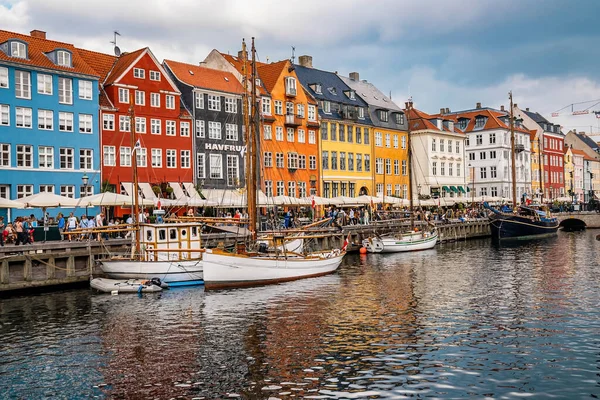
[0,231,599,398]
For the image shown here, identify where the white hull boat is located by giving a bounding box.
[202,248,345,290]
[100,259,203,287]
[90,277,165,294]
[363,230,438,253]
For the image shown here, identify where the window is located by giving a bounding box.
[440,162,446,176]
[17,185,33,199]
[80,149,93,170]
[227,155,239,186]
[119,115,131,132]
[465,136,470,146]
[393,135,398,149]
[149,70,161,81]
[79,114,93,133]
[375,132,383,147]
[58,112,74,132]
[376,183,383,196]
[308,130,316,144]
[120,146,131,167]
[288,181,296,197]
[309,155,317,170]
[103,146,116,166]
[476,134,483,145]
[56,51,71,67]
[299,155,307,169]
[166,120,176,136]
[150,93,160,107]
[166,95,175,109]
[447,140,453,153]
[339,124,345,141]
[197,154,205,178]
[118,88,129,104]
[358,107,365,119]
[38,146,54,169]
[322,151,329,170]
[208,121,221,139]
[226,124,238,141]
[11,41,26,58]
[0,143,9,166]
[37,74,52,95]
[208,94,221,111]
[298,129,305,143]
[480,167,487,179]
[286,102,294,116]
[176,150,189,169]
[402,160,407,175]
[263,125,272,140]
[490,150,496,159]
[348,153,354,171]
[79,80,93,100]
[0,67,8,88]
[166,149,177,168]
[274,100,283,115]
[261,97,271,115]
[379,110,388,122]
[298,181,307,198]
[440,139,445,152]
[308,105,316,121]
[456,141,460,153]
[480,151,486,160]
[322,101,331,113]
[134,90,145,106]
[331,151,338,170]
[210,154,223,179]
[276,153,284,168]
[395,113,405,125]
[469,152,475,161]
[457,163,461,176]
[285,76,297,96]
[364,154,370,172]
[432,161,437,175]
[180,121,190,137]
[59,147,74,169]
[265,181,273,197]
[386,184,392,196]
[331,123,337,141]
[195,120,205,137]
[60,185,74,198]
[0,105,7,126]
[297,103,305,118]
[385,158,391,175]
[475,116,485,128]
[375,158,383,174]
[133,68,145,79]
[490,166,497,178]
[340,152,346,170]
[136,117,146,134]
[264,152,273,167]
[287,128,294,142]
[16,107,32,128]
[151,119,161,135]
[276,126,284,141]
[38,110,53,130]
[385,133,391,148]
[56,77,72,104]
[15,71,31,99]
[277,181,285,196]
[136,148,147,167]
[489,133,496,144]
[195,92,204,109]
[151,148,162,167]
[448,162,453,176]
[103,114,114,131]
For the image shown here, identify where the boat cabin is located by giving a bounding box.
[140,222,203,262]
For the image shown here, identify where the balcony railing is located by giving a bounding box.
[286,87,297,97]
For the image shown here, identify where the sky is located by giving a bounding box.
[2,0,600,135]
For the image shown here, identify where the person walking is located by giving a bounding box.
[0,216,5,246]
[67,212,78,241]
[57,213,65,240]
[14,217,26,245]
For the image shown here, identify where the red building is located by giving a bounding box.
[91,48,194,210]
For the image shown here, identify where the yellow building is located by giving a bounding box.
[295,57,374,197]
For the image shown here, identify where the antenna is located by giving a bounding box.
[110,31,121,56]
[291,46,295,64]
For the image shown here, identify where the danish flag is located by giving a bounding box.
[341,233,351,252]
[311,195,316,208]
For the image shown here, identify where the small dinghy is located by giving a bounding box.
[90,277,167,294]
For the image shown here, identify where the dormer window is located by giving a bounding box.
[378,110,388,122]
[313,83,322,94]
[458,119,468,130]
[255,78,261,87]
[285,76,297,96]
[474,116,486,129]
[321,100,331,114]
[394,113,405,125]
[56,50,72,67]
[345,90,355,100]
[358,107,365,119]
[10,41,27,59]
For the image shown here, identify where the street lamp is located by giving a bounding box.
[82,173,89,218]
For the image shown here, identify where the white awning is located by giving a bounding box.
[121,182,134,197]
[138,182,157,200]
[168,182,187,200]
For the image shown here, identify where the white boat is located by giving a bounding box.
[363,229,438,253]
[90,277,165,293]
[202,247,346,290]
[99,222,205,286]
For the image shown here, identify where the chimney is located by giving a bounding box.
[440,108,445,115]
[445,107,450,114]
[237,49,247,60]
[500,105,505,111]
[298,55,313,68]
[526,107,530,111]
[476,102,482,109]
[349,72,359,81]
[30,30,46,39]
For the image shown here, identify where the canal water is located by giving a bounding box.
[1,230,599,399]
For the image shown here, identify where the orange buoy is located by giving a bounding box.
[359,247,368,254]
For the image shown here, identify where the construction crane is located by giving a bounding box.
[551,99,600,118]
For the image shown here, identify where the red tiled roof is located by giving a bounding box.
[257,60,287,93]
[441,108,531,134]
[0,29,99,77]
[164,59,243,94]
[78,48,118,109]
[405,107,459,133]
[104,47,146,84]
[217,50,268,96]
[571,148,588,157]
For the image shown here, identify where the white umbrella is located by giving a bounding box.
[17,192,79,208]
[554,196,572,202]
[0,197,25,209]
[80,192,154,207]
[300,196,342,206]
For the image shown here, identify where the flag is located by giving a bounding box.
[132,139,141,154]
[341,233,351,252]
[311,195,316,208]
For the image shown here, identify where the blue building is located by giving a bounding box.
[0,29,101,219]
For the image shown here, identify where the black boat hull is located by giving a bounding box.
[489,214,559,240]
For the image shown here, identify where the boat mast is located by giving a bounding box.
[509,91,517,209]
[247,37,258,240]
[240,39,252,237]
[128,101,141,258]
[406,100,414,230]
[538,136,544,203]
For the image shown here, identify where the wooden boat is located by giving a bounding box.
[90,277,166,294]
[363,229,438,253]
[202,39,347,290]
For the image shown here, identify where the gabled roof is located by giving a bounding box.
[104,48,147,84]
[215,50,268,96]
[77,48,117,109]
[163,59,243,95]
[294,64,367,107]
[339,75,402,111]
[576,132,599,150]
[407,107,459,133]
[0,29,99,77]
[523,109,563,135]
[256,60,287,93]
[571,148,588,157]
[440,108,531,134]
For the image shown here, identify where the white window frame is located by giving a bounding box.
[276,126,284,141]
[135,90,145,106]
[226,123,238,141]
[103,146,116,166]
[151,148,162,168]
[59,147,74,170]
[79,148,93,170]
[261,97,271,115]
[166,95,175,109]
[298,129,305,143]
[79,80,93,100]
[226,155,239,187]
[56,51,71,67]
[133,68,145,79]
[58,77,72,104]
[195,92,204,109]
[151,119,161,135]
[166,149,177,168]
[135,117,146,134]
[180,150,190,169]
[0,67,8,88]
[197,153,205,178]
[60,185,75,198]
[225,97,238,113]
[120,146,131,167]
[195,120,205,138]
[16,145,32,168]
[37,73,52,95]
[0,104,8,126]
[149,70,161,81]
[150,93,160,108]
[263,125,272,140]
[119,115,131,132]
[166,120,176,136]
[17,185,33,199]
[208,94,221,111]
[308,105,316,121]
[0,143,10,167]
[58,112,73,132]
[208,121,221,140]
[79,114,93,134]
[136,148,147,167]
[103,114,115,131]
[118,88,129,104]
[209,153,223,179]
[38,146,54,169]
[11,42,27,58]
[37,109,53,130]
[180,121,190,137]
[15,71,31,99]
[16,107,32,128]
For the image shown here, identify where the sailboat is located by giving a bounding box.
[484,92,559,240]
[97,102,204,287]
[202,38,347,290]
[362,100,438,253]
